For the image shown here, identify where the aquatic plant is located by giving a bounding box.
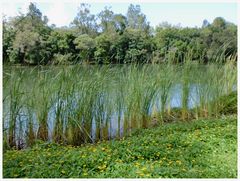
[3,58,237,149]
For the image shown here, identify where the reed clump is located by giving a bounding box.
[3,57,237,149]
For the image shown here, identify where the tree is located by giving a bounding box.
[126,4,150,33]
[113,14,127,34]
[3,16,16,63]
[2,2,237,65]
[124,28,154,63]
[201,17,237,62]
[202,19,210,28]
[47,28,77,64]
[74,34,96,63]
[154,24,203,63]
[212,17,226,29]
[27,2,42,19]
[7,3,51,64]
[94,33,113,64]
[71,3,98,36]
[98,6,114,33]
[48,29,76,54]
[110,33,128,63]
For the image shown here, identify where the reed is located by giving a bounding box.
[5,69,25,148]
[34,70,53,141]
[156,64,176,122]
[3,58,237,149]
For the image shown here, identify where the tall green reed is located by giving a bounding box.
[3,58,237,149]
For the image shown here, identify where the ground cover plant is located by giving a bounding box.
[2,60,237,178]
[3,115,237,178]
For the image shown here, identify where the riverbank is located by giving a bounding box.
[3,114,237,178]
[3,63,237,149]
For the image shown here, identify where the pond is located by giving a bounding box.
[3,63,237,148]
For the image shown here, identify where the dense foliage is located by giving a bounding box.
[3,3,237,65]
[3,116,237,178]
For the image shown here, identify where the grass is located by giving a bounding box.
[3,114,237,178]
[3,61,237,148]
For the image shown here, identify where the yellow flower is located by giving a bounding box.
[141,167,147,171]
[126,149,132,153]
[98,164,107,170]
[61,170,66,174]
[134,162,140,166]
[176,160,182,165]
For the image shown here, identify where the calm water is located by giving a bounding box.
[3,83,202,143]
[3,65,236,147]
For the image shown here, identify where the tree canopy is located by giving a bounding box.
[3,3,237,65]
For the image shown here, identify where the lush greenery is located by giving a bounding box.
[3,60,237,149]
[3,3,237,65]
[3,115,237,178]
[2,2,237,179]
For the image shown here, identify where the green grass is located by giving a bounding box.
[3,115,237,178]
[3,62,237,148]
